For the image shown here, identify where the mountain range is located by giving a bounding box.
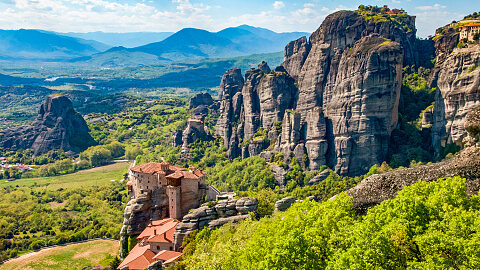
[60,31,174,48]
[0,25,308,65]
[0,29,109,61]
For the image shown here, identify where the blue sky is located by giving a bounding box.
[0,0,477,37]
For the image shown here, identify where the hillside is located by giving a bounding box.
[0,29,109,60]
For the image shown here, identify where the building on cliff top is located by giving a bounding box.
[459,22,480,41]
[127,162,206,219]
[118,218,182,270]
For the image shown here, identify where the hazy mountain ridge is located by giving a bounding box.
[0,29,110,60]
[60,31,174,48]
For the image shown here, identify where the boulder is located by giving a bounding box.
[275,197,296,212]
[307,169,331,186]
[189,92,214,109]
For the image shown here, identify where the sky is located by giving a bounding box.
[0,0,477,37]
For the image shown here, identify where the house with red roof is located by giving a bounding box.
[459,22,480,41]
[118,218,183,270]
[128,162,206,219]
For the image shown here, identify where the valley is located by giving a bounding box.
[0,3,479,270]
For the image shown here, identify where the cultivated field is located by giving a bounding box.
[0,239,119,270]
[0,162,130,189]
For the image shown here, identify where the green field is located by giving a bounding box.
[0,239,119,270]
[0,162,130,189]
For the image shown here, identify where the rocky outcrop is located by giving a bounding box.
[307,169,331,186]
[215,10,407,176]
[433,26,460,63]
[432,45,480,154]
[173,198,258,249]
[121,189,168,236]
[283,36,311,80]
[346,145,480,213]
[216,68,244,151]
[189,92,214,109]
[271,163,287,189]
[181,119,210,146]
[0,94,95,156]
[323,34,403,176]
[464,106,480,146]
[274,197,296,211]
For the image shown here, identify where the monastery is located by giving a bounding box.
[119,162,206,269]
[459,21,480,42]
[126,162,206,219]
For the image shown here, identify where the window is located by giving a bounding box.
[170,247,173,251]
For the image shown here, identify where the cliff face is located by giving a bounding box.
[0,95,95,156]
[432,45,480,154]
[216,10,407,176]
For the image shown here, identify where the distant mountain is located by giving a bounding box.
[61,31,173,48]
[0,29,110,60]
[219,25,310,53]
[0,25,307,64]
[131,28,244,60]
[85,25,309,64]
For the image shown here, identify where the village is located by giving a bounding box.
[0,157,32,180]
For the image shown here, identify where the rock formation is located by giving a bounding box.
[189,92,214,109]
[173,198,258,249]
[345,107,480,213]
[0,94,95,156]
[215,10,407,176]
[431,44,480,154]
[274,197,296,212]
[172,93,215,147]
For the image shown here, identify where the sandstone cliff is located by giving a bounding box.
[431,44,480,155]
[216,10,407,176]
[0,94,95,156]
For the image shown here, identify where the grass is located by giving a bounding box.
[0,162,130,190]
[0,239,119,270]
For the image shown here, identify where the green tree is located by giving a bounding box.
[105,141,125,159]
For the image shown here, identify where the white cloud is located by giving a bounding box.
[0,0,214,32]
[416,3,446,11]
[304,3,315,8]
[273,1,284,9]
[392,0,401,4]
[415,9,462,37]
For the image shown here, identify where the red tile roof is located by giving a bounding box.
[137,218,180,242]
[153,250,183,262]
[130,162,205,179]
[126,181,133,186]
[130,162,171,174]
[164,253,183,265]
[117,244,156,270]
[465,23,480,27]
